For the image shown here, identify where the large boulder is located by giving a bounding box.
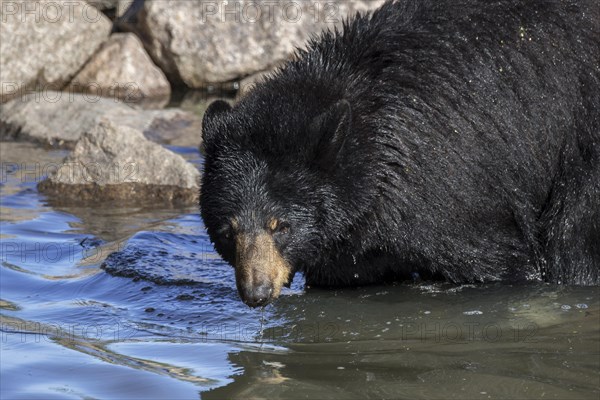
[67,33,171,106]
[124,0,385,87]
[0,92,202,148]
[0,0,112,102]
[38,119,200,205]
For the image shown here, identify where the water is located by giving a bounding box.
[1,140,599,399]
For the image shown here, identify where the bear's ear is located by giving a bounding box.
[310,99,352,164]
[202,100,232,145]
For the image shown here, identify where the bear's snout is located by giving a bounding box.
[234,231,292,308]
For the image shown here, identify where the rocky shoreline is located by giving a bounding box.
[0,0,384,205]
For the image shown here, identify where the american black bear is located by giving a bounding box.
[200,0,600,307]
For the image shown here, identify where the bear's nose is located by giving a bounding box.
[240,282,273,308]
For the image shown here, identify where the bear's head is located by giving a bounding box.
[200,97,360,307]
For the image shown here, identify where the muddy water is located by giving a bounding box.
[1,141,598,400]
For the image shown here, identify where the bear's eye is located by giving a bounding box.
[218,218,238,240]
[268,218,290,235]
[217,224,232,240]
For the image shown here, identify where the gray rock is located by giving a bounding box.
[0,0,112,102]
[67,33,171,106]
[38,119,200,205]
[0,92,202,148]
[125,0,385,87]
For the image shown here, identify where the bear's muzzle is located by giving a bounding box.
[234,232,292,307]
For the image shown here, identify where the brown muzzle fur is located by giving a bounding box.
[234,232,292,307]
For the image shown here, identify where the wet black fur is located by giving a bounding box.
[200,0,600,287]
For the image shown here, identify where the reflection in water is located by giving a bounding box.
[205,287,599,399]
[0,315,215,386]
